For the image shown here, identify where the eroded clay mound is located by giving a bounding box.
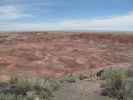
[0,32,133,78]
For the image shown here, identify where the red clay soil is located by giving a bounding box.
[0,32,133,79]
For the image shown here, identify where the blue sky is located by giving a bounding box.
[0,0,133,31]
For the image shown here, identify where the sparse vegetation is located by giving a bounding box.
[60,74,77,83]
[79,74,88,80]
[0,32,133,100]
[0,76,61,100]
[101,68,133,100]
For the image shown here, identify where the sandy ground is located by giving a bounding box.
[53,80,113,100]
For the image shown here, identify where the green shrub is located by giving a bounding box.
[0,76,61,100]
[101,68,128,100]
[9,76,18,84]
[124,78,133,100]
[61,74,77,83]
[101,68,128,80]
[127,69,133,78]
[0,93,34,100]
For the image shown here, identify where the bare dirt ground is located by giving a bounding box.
[0,32,133,79]
[53,80,111,100]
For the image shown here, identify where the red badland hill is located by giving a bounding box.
[0,32,133,79]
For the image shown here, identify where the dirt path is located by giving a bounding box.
[53,80,112,100]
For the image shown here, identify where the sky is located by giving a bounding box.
[0,0,133,31]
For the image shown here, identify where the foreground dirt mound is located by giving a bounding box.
[0,32,133,78]
[53,80,109,100]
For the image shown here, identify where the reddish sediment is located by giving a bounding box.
[0,32,133,78]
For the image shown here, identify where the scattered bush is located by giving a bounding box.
[101,68,128,80]
[96,69,104,77]
[124,78,133,100]
[79,74,88,80]
[127,69,133,78]
[0,76,61,100]
[101,68,133,100]
[61,74,77,83]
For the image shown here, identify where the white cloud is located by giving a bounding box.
[0,5,29,20]
[59,12,133,31]
[0,11,133,31]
